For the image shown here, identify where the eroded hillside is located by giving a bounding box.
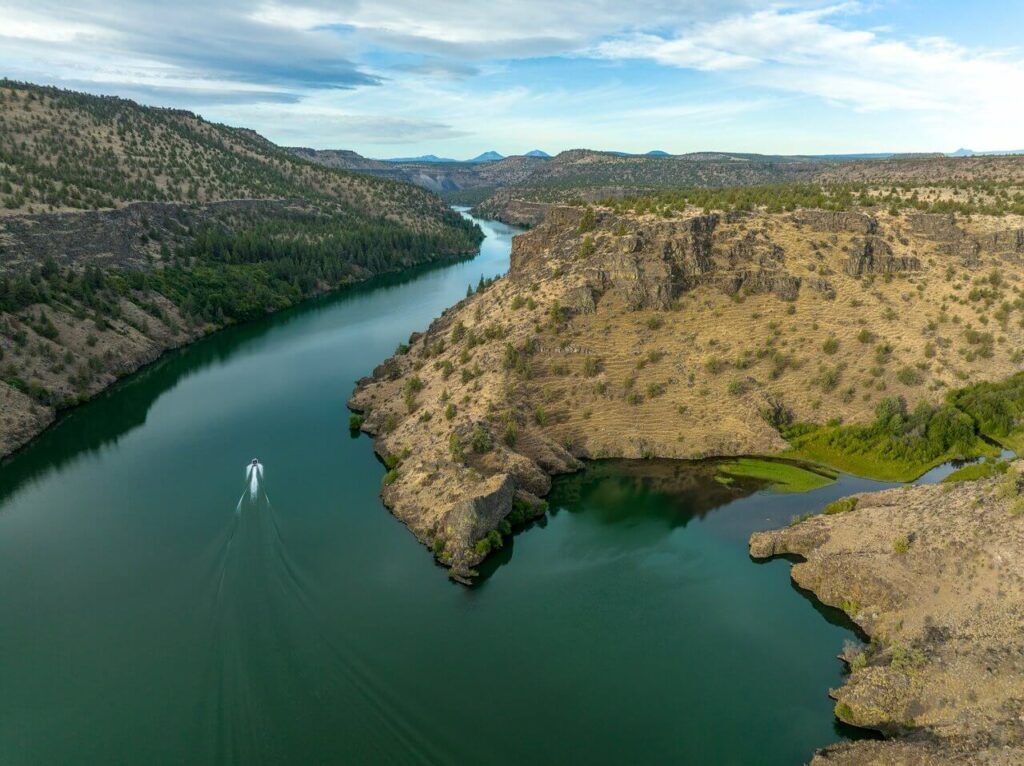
[350,204,1024,579]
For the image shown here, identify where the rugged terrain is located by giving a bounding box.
[751,465,1024,765]
[350,203,1024,580]
[473,154,1024,226]
[0,80,482,458]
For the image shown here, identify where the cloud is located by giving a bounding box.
[594,4,1024,118]
[249,0,765,58]
[0,0,377,97]
[206,102,469,146]
[3,0,1023,154]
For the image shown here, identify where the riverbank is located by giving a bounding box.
[1,230,480,462]
[751,467,1024,764]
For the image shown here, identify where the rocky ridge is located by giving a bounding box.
[350,204,1024,580]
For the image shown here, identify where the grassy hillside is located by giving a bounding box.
[0,79,471,232]
[0,80,483,458]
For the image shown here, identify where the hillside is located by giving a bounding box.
[350,201,1024,581]
[477,154,1024,226]
[291,146,546,198]
[0,80,483,458]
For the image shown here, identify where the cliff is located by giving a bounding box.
[350,204,1024,580]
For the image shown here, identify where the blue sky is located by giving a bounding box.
[2,1,1022,158]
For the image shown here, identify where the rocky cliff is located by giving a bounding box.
[350,204,1024,580]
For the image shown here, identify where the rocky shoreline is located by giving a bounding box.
[750,469,1024,764]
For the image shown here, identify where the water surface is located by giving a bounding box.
[2,211,889,764]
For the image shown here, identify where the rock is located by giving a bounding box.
[793,210,877,234]
[845,236,921,275]
[751,477,1024,764]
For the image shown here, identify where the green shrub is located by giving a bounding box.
[727,379,749,396]
[705,356,725,375]
[824,497,859,515]
[448,432,464,461]
[503,420,519,446]
[470,424,493,453]
[896,366,924,386]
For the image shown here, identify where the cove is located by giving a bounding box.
[1,210,899,765]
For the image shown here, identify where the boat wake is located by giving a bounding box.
[197,461,452,765]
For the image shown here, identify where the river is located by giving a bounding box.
[0,210,938,764]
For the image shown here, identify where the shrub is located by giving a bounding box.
[727,379,749,396]
[470,424,493,453]
[503,420,518,446]
[857,328,874,343]
[824,497,858,515]
[892,535,910,555]
[448,432,465,461]
[705,356,725,375]
[822,337,839,355]
[646,382,667,398]
[896,366,924,386]
[583,356,603,377]
[348,414,364,431]
[816,365,841,392]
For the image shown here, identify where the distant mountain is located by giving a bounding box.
[949,148,1024,157]
[384,154,459,163]
[646,150,671,157]
[525,149,551,158]
[468,151,504,163]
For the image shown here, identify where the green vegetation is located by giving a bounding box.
[604,180,1024,217]
[947,372,1024,451]
[716,458,836,494]
[943,458,1010,483]
[823,497,859,515]
[785,395,1000,481]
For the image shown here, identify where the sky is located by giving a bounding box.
[2,1,1023,159]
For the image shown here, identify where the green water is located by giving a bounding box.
[0,211,901,764]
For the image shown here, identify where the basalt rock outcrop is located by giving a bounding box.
[845,236,921,276]
[751,468,1024,765]
[1,199,341,274]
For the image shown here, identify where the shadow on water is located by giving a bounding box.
[0,252,477,508]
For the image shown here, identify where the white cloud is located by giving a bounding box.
[594,4,1024,121]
